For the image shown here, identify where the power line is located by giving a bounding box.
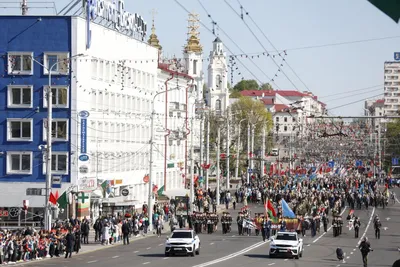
[328,93,383,111]
[173,0,264,85]
[324,87,383,103]
[196,0,281,89]
[225,0,305,92]
[319,84,383,99]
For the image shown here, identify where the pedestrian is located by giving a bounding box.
[359,237,373,267]
[374,218,381,239]
[64,229,75,259]
[122,219,130,245]
[354,217,361,238]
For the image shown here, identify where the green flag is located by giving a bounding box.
[368,0,400,23]
[57,192,68,209]
[157,185,165,196]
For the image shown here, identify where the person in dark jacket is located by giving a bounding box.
[359,237,373,267]
[74,226,81,254]
[64,229,75,258]
[122,220,130,245]
[81,220,90,244]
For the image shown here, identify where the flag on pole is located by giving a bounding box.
[265,199,278,222]
[57,191,68,209]
[281,198,296,218]
[49,192,58,205]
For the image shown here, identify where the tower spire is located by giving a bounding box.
[185,13,202,53]
[147,8,162,51]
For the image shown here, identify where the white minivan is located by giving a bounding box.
[271,148,279,156]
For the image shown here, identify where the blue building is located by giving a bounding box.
[0,16,72,212]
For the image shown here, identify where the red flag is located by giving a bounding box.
[49,192,57,205]
[54,190,59,200]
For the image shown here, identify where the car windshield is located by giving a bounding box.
[171,232,192,239]
[276,233,297,241]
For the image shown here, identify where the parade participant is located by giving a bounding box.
[374,217,381,239]
[359,237,373,267]
[64,229,75,259]
[206,213,213,234]
[354,217,361,238]
[322,213,329,232]
[254,214,260,236]
[336,247,345,263]
[261,218,267,242]
[236,212,244,235]
[332,217,338,237]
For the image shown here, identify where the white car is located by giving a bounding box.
[165,229,200,257]
[269,231,303,259]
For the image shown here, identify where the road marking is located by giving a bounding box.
[222,239,226,241]
[232,235,236,237]
[210,243,214,245]
[134,251,139,253]
[383,227,388,231]
[163,257,169,259]
[87,260,98,264]
[284,259,288,261]
[306,244,310,247]
[353,248,356,251]
[112,256,120,259]
[191,241,268,267]
[357,207,375,246]
[346,256,350,259]
[146,247,151,250]
[143,262,150,265]
[268,263,275,266]
[350,252,353,254]
[158,243,163,246]
[386,217,391,221]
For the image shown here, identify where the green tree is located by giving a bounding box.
[385,119,400,169]
[229,91,242,98]
[232,79,259,92]
[260,83,273,91]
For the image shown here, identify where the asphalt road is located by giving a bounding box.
[21,191,400,267]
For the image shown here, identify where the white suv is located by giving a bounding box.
[165,229,200,257]
[269,231,303,259]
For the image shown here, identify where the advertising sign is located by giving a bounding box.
[78,177,97,192]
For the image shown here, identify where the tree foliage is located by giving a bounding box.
[385,119,400,168]
[232,79,259,92]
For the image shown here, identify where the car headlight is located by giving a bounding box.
[165,241,170,245]
[270,242,276,247]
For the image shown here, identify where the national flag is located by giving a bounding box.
[265,199,278,223]
[101,180,112,195]
[368,0,400,23]
[281,198,296,219]
[57,191,68,209]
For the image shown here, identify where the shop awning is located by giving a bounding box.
[162,188,190,199]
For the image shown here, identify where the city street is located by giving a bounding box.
[20,190,400,267]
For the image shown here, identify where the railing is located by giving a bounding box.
[0,221,41,229]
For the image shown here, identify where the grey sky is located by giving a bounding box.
[2,0,400,116]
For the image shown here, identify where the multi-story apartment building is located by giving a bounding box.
[384,61,400,117]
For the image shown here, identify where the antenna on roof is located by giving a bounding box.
[21,0,28,15]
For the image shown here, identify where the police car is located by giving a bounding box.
[269,232,303,259]
[165,229,200,257]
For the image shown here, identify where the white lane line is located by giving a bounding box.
[192,241,268,267]
[143,262,150,265]
[112,256,120,259]
[284,259,288,261]
[350,252,353,255]
[268,263,275,266]
[146,247,151,250]
[353,248,356,251]
[134,251,139,253]
[210,243,214,245]
[306,244,310,247]
[163,257,169,260]
[346,256,350,259]
[87,260,98,264]
[357,207,375,246]
[158,243,163,246]
[232,235,236,237]
[313,207,347,243]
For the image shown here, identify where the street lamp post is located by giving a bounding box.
[226,108,230,191]
[37,53,84,231]
[216,125,221,205]
[247,122,250,184]
[235,119,246,181]
[148,87,179,231]
[190,111,195,212]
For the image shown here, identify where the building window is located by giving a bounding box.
[284,126,287,131]
[276,117,279,122]
[43,86,69,108]
[43,119,68,141]
[7,85,33,108]
[216,75,222,89]
[292,117,296,122]
[275,125,279,132]
[284,117,287,122]
[7,119,33,141]
[43,52,69,75]
[43,152,68,174]
[215,99,221,110]
[7,151,32,174]
[193,60,197,75]
[7,52,33,75]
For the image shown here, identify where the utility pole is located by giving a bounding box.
[190,116,195,212]
[216,126,221,205]
[235,120,245,180]
[289,133,292,172]
[199,114,204,185]
[205,112,210,190]
[226,109,230,191]
[261,126,265,177]
[250,124,255,179]
[247,123,250,184]
[378,119,382,176]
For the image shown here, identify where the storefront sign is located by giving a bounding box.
[80,111,89,154]
[78,177,97,192]
[86,0,147,49]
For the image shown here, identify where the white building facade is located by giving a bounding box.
[384,61,400,117]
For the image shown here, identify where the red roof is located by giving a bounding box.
[375,99,384,104]
[274,104,289,112]
[240,90,275,97]
[260,98,274,105]
[318,101,326,107]
[276,90,307,97]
